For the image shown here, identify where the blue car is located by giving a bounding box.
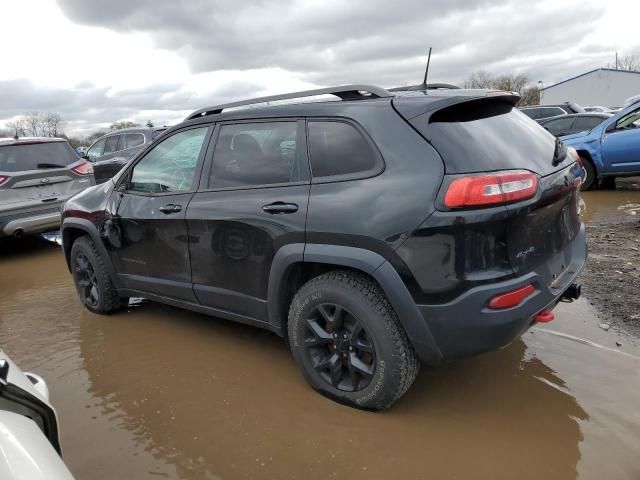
[561,100,640,189]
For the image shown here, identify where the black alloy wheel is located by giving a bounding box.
[74,252,100,309]
[303,303,376,392]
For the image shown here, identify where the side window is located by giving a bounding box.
[86,138,106,161]
[307,121,379,178]
[125,133,145,149]
[103,135,121,155]
[544,117,575,136]
[209,122,300,188]
[129,127,208,193]
[521,108,539,120]
[573,116,602,133]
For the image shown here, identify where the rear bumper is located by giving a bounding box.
[418,224,587,360]
[0,207,61,237]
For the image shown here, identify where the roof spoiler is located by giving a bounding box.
[393,90,521,121]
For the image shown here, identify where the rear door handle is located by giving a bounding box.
[261,202,298,214]
[159,204,182,214]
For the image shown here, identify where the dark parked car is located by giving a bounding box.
[85,127,166,183]
[520,102,585,121]
[61,85,586,410]
[539,113,612,137]
[0,137,94,238]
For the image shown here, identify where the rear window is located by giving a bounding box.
[520,107,540,119]
[416,99,557,175]
[573,116,603,132]
[543,116,575,136]
[0,142,78,172]
[125,133,145,149]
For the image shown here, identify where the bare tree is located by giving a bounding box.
[5,112,66,138]
[5,119,27,137]
[109,120,140,131]
[464,70,495,89]
[22,112,43,136]
[464,71,540,106]
[43,113,64,137]
[615,54,640,71]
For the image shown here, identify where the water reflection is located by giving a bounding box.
[78,302,588,480]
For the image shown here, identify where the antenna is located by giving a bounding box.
[422,47,432,90]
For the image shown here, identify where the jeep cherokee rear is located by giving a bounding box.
[61,85,587,410]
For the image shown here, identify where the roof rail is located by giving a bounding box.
[185,84,392,120]
[388,83,460,92]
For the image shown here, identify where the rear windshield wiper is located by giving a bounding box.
[37,162,66,169]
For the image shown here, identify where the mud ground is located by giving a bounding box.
[579,177,640,337]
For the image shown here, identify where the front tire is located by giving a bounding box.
[71,236,124,314]
[580,157,596,190]
[288,271,419,411]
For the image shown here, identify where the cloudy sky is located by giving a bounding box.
[1,0,638,136]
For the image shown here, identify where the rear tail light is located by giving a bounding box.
[72,161,93,176]
[444,170,538,209]
[0,175,8,186]
[488,284,536,309]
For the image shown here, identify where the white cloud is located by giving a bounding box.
[1,0,639,136]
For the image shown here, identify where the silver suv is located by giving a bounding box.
[0,137,95,238]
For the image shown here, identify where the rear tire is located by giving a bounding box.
[580,157,596,191]
[70,236,124,314]
[288,270,419,411]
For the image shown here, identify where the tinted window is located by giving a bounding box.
[103,135,121,155]
[125,133,145,149]
[420,100,558,175]
[543,116,575,136]
[129,127,208,193]
[573,116,604,133]
[209,122,301,188]
[520,108,540,120]
[539,107,565,118]
[0,142,78,172]
[308,121,378,178]
[87,138,105,161]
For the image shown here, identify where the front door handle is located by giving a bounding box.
[159,204,182,214]
[262,202,298,214]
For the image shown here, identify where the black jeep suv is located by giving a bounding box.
[61,85,586,410]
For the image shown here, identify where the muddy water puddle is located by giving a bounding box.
[1,237,639,479]
[580,177,640,223]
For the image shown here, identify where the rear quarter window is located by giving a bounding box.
[0,142,78,172]
[307,121,381,180]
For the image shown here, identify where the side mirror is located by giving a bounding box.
[82,154,91,161]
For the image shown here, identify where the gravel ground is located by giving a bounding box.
[581,220,640,336]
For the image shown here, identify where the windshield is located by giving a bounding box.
[0,142,78,172]
[616,107,640,129]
